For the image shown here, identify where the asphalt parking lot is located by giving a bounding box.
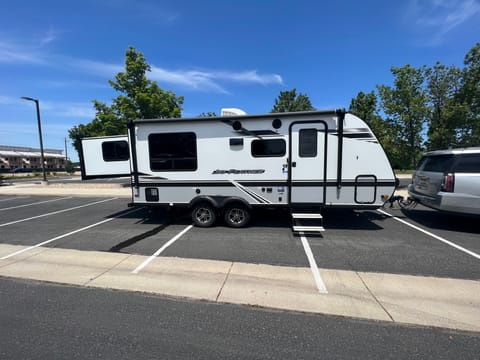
[0,194,478,279]
[0,190,479,333]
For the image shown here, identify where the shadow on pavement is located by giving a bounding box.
[108,206,389,231]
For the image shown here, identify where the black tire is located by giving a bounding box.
[224,204,250,228]
[191,202,216,227]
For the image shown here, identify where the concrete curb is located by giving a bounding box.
[1,244,478,332]
[0,183,131,198]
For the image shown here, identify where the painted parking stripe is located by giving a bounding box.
[0,196,31,202]
[378,209,480,260]
[132,225,193,274]
[0,198,117,228]
[299,232,328,294]
[0,196,73,211]
[0,207,143,260]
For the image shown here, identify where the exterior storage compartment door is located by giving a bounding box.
[80,136,131,180]
[354,175,377,204]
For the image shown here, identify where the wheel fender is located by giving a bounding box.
[223,197,252,210]
[189,196,252,210]
[189,196,221,209]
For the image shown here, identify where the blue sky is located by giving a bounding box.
[1,0,479,161]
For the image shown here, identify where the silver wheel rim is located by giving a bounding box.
[228,208,245,224]
[195,207,212,224]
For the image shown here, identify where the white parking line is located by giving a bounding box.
[0,196,73,211]
[0,198,117,228]
[378,209,480,260]
[0,196,30,202]
[299,232,328,294]
[0,207,143,260]
[132,225,193,274]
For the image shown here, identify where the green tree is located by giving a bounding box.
[425,62,463,150]
[456,42,480,146]
[198,112,218,117]
[271,88,315,112]
[377,65,429,169]
[65,160,75,174]
[69,47,184,156]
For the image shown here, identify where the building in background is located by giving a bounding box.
[0,145,66,173]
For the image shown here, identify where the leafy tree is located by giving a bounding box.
[377,65,429,169]
[65,160,75,174]
[456,42,480,146]
[425,62,463,150]
[198,112,218,117]
[69,47,184,156]
[271,88,314,112]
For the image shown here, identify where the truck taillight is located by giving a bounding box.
[442,173,455,192]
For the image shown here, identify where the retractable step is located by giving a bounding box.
[291,209,324,233]
[292,225,325,232]
[291,213,323,219]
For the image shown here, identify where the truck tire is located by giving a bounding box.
[191,202,216,227]
[224,204,250,228]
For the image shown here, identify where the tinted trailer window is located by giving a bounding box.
[102,140,129,162]
[149,132,197,171]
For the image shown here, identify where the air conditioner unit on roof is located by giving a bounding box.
[220,108,247,116]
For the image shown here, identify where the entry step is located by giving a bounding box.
[291,213,323,219]
[292,225,325,232]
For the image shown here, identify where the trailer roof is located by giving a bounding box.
[132,109,345,124]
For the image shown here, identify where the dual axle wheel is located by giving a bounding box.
[191,203,250,228]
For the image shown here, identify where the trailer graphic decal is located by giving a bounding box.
[230,180,272,204]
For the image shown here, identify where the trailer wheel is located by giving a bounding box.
[224,204,250,228]
[191,203,216,227]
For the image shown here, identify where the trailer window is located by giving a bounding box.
[149,132,197,171]
[102,141,129,162]
[251,139,286,157]
[299,129,317,157]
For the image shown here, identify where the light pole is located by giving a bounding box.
[21,96,47,183]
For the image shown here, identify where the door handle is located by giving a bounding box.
[292,162,296,167]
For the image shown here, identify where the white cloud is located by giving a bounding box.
[52,105,95,119]
[39,27,59,47]
[0,95,19,105]
[0,38,47,64]
[408,0,480,44]
[0,27,61,64]
[214,70,284,86]
[149,67,229,93]
[69,58,123,77]
[40,100,95,119]
[0,31,284,94]
[72,59,284,93]
[149,66,283,93]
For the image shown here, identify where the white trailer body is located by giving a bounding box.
[80,110,396,229]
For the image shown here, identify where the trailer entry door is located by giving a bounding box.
[289,121,327,205]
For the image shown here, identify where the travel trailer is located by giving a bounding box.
[80,109,396,231]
